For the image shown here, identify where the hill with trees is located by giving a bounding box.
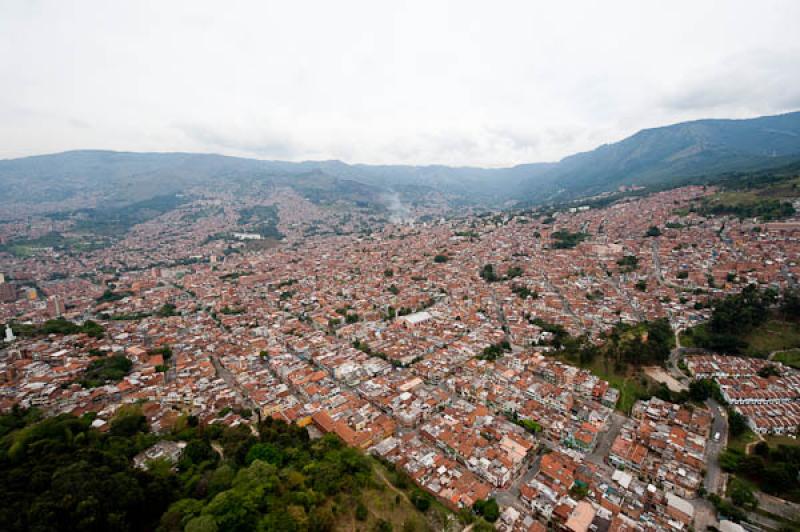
[0,406,477,532]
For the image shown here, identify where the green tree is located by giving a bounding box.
[473,498,499,522]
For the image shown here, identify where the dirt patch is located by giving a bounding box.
[643,366,687,392]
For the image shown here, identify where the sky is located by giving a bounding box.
[1,1,799,167]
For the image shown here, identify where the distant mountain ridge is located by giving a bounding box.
[2,110,800,209]
[522,111,800,200]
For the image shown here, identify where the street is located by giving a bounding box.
[703,399,728,496]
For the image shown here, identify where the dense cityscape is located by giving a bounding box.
[3,2,800,531]
[2,181,800,531]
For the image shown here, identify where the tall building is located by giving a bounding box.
[47,295,65,317]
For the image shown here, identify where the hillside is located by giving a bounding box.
[0,407,467,532]
[520,111,800,200]
[1,111,800,212]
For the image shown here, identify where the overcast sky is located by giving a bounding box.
[1,1,799,166]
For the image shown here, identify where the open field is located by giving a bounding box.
[643,366,687,392]
[773,349,800,369]
[743,319,800,357]
[680,318,800,358]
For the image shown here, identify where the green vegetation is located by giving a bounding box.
[548,319,674,413]
[476,341,511,361]
[480,264,525,283]
[433,254,448,263]
[97,289,134,303]
[616,255,639,273]
[0,406,168,531]
[479,264,499,282]
[726,429,759,455]
[511,284,538,300]
[76,355,133,388]
[512,417,542,435]
[150,346,173,360]
[0,231,110,257]
[472,498,499,523]
[551,230,588,249]
[73,194,190,238]
[698,193,796,221]
[707,493,747,523]
[645,226,662,237]
[528,317,571,348]
[773,349,800,369]
[682,286,800,356]
[8,318,105,339]
[0,407,439,532]
[720,441,800,502]
[237,205,283,239]
[157,303,178,317]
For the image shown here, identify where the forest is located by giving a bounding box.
[0,406,467,532]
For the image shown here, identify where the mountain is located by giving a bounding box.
[518,111,800,201]
[2,110,800,211]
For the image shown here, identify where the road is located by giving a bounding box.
[495,453,543,511]
[587,412,626,466]
[210,354,258,413]
[703,399,728,496]
[692,497,719,532]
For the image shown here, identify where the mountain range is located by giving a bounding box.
[2,110,800,212]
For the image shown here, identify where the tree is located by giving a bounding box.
[433,254,448,263]
[757,364,780,378]
[728,409,748,438]
[410,491,431,512]
[688,379,715,402]
[185,515,218,532]
[645,226,662,237]
[473,498,499,522]
[374,519,393,532]
[728,477,757,510]
[480,264,499,283]
[617,255,639,273]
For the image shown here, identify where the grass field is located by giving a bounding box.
[727,429,759,454]
[743,319,800,357]
[347,486,431,532]
[773,349,800,369]
[764,434,800,448]
[681,318,800,358]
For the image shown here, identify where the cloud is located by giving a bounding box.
[661,49,800,116]
[1,1,799,165]
[175,123,301,160]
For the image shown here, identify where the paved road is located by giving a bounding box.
[211,354,258,413]
[692,497,718,532]
[587,412,626,466]
[704,399,728,496]
[495,453,543,511]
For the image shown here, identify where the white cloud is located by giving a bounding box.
[0,0,798,166]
